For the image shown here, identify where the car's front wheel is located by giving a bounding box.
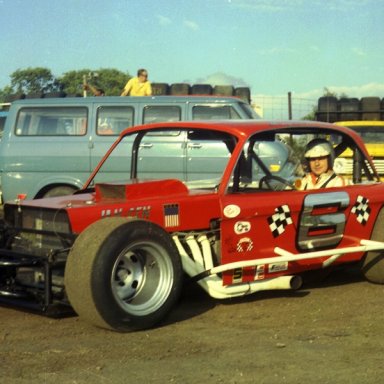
[64,217,183,332]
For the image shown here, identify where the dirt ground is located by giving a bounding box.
[0,265,383,384]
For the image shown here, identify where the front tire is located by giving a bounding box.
[64,218,183,332]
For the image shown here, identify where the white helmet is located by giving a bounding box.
[304,138,335,168]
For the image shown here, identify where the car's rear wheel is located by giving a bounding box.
[65,217,183,332]
[361,209,384,283]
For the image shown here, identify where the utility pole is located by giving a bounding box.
[288,92,292,120]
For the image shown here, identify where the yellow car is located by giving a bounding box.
[334,120,384,180]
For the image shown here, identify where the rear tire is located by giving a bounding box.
[338,97,359,121]
[361,209,384,283]
[234,87,251,103]
[317,96,338,122]
[151,83,169,95]
[65,218,183,332]
[213,85,234,96]
[191,84,212,95]
[170,83,190,95]
[361,97,381,120]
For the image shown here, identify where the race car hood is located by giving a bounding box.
[94,179,189,201]
[3,179,204,235]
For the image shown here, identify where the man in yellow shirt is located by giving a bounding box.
[121,69,152,96]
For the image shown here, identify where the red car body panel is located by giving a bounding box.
[3,119,384,319]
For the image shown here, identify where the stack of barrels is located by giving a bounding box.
[317,96,384,122]
[151,83,251,103]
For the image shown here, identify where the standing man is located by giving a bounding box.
[83,83,105,96]
[121,69,152,96]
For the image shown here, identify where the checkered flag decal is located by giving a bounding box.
[268,205,293,238]
[351,195,371,225]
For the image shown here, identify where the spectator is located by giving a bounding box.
[299,138,347,190]
[97,118,114,135]
[83,84,105,96]
[121,69,152,96]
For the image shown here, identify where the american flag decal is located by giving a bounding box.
[164,204,180,227]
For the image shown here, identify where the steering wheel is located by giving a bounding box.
[259,175,295,191]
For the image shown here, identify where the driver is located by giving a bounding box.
[298,138,346,190]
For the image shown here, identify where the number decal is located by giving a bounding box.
[233,268,243,283]
[297,192,349,251]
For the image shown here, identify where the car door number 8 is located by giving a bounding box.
[297,191,350,251]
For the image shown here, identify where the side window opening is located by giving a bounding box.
[142,106,181,124]
[229,134,307,193]
[192,105,241,120]
[97,106,134,136]
[15,107,88,136]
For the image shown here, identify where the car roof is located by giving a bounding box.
[85,119,379,190]
[121,119,373,160]
[122,119,361,139]
[11,95,248,105]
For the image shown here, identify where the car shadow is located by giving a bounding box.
[161,264,366,327]
[161,281,216,327]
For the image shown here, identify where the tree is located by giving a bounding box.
[59,68,130,96]
[10,67,59,95]
[301,107,316,121]
[322,87,348,99]
[0,67,132,102]
[0,86,13,103]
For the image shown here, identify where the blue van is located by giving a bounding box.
[0,103,10,138]
[0,96,259,202]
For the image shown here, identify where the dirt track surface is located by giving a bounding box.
[1,266,384,384]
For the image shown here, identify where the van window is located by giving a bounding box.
[143,106,181,124]
[239,102,260,119]
[97,106,134,136]
[192,105,241,120]
[15,107,88,136]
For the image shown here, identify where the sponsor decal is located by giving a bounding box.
[351,195,371,225]
[236,237,253,252]
[127,205,151,219]
[223,204,241,218]
[164,204,180,227]
[255,265,265,280]
[101,205,151,219]
[232,267,243,283]
[267,204,292,237]
[234,221,251,235]
[268,262,288,273]
[101,208,123,217]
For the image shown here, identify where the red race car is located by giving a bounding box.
[1,120,384,332]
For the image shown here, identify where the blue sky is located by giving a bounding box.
[1,0,384,109]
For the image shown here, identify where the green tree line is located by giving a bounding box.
[0,67,132,101]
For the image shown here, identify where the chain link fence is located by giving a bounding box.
[251,93,317,120]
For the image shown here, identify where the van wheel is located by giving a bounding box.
[42,185,77,198]
[361,209,384,283]
[64,218,183,332]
